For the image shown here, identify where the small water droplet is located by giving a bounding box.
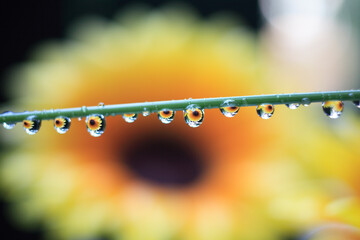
[302,98,311,106]
[256,104,274,119]
[353,100,360,108]
[1,111,16,129]
[123,113,137,123]
[3,122,16,129]
[322,101,343,119]
[184,105,204,128]
[158,109,175,124]
[241,97,248,106]
[286,103,300,110]
[142,111,150,117]
[54,116,71,134]
[23,116,41,135]
[98,102,105,107]
[85,114,106,137]
[220,100,240,117]
[78,117,82,121]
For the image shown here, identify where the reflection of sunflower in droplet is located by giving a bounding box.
[1,6,360,240]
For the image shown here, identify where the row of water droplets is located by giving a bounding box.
[2,100,360,137]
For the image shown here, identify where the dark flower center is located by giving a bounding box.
[121,131,205,188]
[192,111,199,116]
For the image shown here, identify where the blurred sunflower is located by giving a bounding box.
[1,5,360,240]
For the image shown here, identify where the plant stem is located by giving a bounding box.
[1,90,359,123]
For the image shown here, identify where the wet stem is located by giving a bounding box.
[0,90,359,123]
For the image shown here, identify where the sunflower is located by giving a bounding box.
[1,6,360,240]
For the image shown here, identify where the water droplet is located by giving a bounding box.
[3,122,16,129]
[184,105,204,128]
[353,100,360,108]
[158,109,175,124]
[23,116,41,135]
[301,224,360,240]
[286,103,300,110]
[220,100,240,118]
[85,114,106,137]
[81,106,87,113]
[302,98,311,106]
[142,111,150,117]
[256,104,274,119]
[98,102,104,107]
[1,111,16,129]
[322,101,343,119]
[123,113,137,123]
[78,117,82,121]
[53,116,71,134]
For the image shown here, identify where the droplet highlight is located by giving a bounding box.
[256,104,274,119]
[54,116,71,134]
[23,116,41,135]
[158,109,175,124]
[353,100,360,108]
[85,114,106,137]
[184,105,204,128]
[123,113,138,123]
[322,101,343,119]
[286,103,300,110]
[1,111,16,129]
[220,100,240,118]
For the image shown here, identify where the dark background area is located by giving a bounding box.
[0,0,260,239]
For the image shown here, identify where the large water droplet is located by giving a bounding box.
[353,100,360,108]
[1,111,16,129]
[322,101,343,119]
[158,109,175,124]
[302,98,311,107]
[256,104,274,119]
[220,100,240,118]
[286,103,300,109]
[54,116,71,134]
[184,105,204,128]
[85,114,106,137]
[23,116,41,135]
[123,113,138,123]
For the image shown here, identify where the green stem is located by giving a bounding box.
[1,90,359,123]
